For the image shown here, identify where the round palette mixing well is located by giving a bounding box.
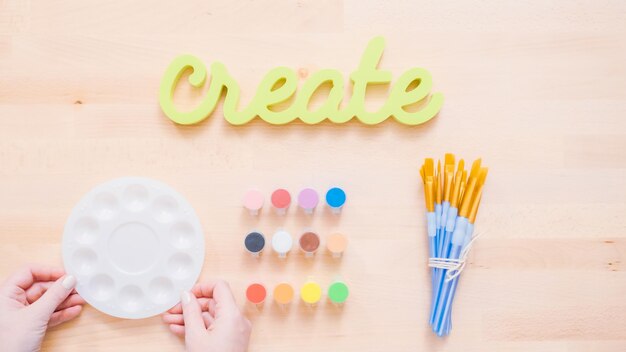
[108,222,159,274]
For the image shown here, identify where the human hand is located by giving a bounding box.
[0,265,86,352]
[163,281,251,352]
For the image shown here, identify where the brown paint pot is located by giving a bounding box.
[299,231,320,257]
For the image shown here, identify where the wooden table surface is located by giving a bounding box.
[1,1,625,351]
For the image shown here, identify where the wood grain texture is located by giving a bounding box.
[1,1,625,351]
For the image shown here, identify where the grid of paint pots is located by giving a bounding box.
[245,280,349,306]
[243,187,346,215]
[244,230,348,258]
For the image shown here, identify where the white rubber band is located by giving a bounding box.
[428,233,481,282]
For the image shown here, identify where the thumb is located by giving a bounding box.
[32,275,76,315]
[213,280,237,318]
[181,291,205,335]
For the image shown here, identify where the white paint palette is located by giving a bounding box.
[62,177,205,319]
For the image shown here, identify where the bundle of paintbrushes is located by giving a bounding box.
[419,154,488,336]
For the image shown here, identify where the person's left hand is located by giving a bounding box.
[0,265,86,352]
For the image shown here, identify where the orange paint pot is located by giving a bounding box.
[273,283,294,307]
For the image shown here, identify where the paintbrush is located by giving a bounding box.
[434,164,486,335]
[421,156,487,336]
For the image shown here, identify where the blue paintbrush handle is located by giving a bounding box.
[429,229,451,325]
[436,247,461,335]
[439,222,475,334]
[433,245,461,334]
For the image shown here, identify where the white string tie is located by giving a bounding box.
[428,232,481,282]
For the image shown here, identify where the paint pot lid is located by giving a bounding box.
[271,230,293,253]
[299,231,320,253]
[273,283,294,304]
[246,283,266,304]
[325,187,346,208]
[328,281,349,303]
[243,190,264,211]
[300,282,322,304]
[271,189,291,209]
[244,232,265,253]
[297,188,319,209]
[327,233,348,253]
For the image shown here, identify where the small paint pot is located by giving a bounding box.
[273,282,294,308]
[300,280,322,307]
[271,230,293,258]
[246,283,267,307]
[243,189,264,216]
[327,281,349,305]
[271,188,291,215]
[297,188,319,214]
[244,231,265,257]
[326,233,348,258]
[299,231,320,258]
[325,187,346,214]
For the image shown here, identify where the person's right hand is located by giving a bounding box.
[162,281,251,352]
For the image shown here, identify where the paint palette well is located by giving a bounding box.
[62,177,205,319]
